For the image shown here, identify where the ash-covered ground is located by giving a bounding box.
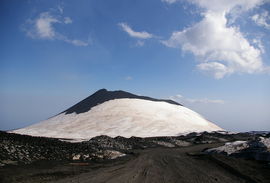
[0,131,269,183]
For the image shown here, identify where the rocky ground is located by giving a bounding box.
[0,131,270,183]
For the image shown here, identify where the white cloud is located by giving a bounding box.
[161,0,179,4]
[197,62,231,79]
[118,22,153,39]
[163,0,268,78]
[189,0,264,12]
[162,0,265,9]
[64,39,89,46]
[170,94,225,104]
[253,38,265,53]
[175,94,183,98]
[33,12,59,39]
[252,10,270,29]
[64,17,72,24]
[57,5,64,14]
[186,98,225,104]
[24,11,88,46]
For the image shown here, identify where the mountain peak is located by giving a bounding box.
[63,89,182,114]
[95,88,108,93]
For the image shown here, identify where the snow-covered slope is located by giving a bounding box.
[11,90,223,140]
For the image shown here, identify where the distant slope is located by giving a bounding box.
[12,101,222,139]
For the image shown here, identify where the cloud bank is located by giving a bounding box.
[170,94,225,104]
[163,0,268,79]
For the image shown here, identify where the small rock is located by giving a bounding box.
[153,141,175,148]
[103,150,126,159]
[72,154,81,160]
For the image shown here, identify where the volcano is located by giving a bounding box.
[11,89,223,140]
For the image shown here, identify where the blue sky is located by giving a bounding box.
[1,0,270,131]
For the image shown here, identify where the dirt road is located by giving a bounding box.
[1,144,269,183]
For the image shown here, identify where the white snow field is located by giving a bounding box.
[12,98,223,140]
